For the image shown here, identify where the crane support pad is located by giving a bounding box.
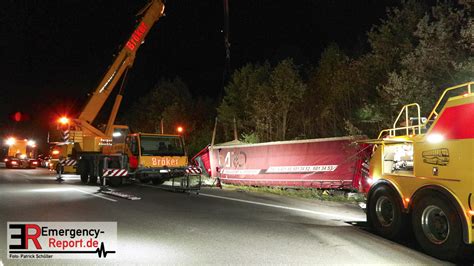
[101,190,141,200]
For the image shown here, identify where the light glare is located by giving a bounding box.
[58,117,70,124]
[5,137,16,146]
[427,133,444,143]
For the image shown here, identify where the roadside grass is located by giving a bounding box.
[220,184,366,204]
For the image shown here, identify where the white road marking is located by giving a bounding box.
[138,184,362,221]
[200,193,363,221]
[30,187,117,202]
[73,188,117,202]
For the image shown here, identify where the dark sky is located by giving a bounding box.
[0,0,399,147]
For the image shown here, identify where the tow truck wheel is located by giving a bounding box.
[411,193,462,261]
[368,185,407,240]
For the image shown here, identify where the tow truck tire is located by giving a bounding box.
[78,160,89,184]
[411,193,462,261]
[368,185,407,240]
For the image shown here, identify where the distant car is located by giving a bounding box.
[4,157,38,169]
[29,159,39,169]
[4,157,22,168]
[37,155,50,168]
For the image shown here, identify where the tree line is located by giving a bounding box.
[122,0,473,157]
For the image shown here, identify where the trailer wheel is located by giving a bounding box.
[368,185,407,240]
[78,160,89,184]
[412,193,462,261]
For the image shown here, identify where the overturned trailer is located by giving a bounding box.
[192,136,371,191]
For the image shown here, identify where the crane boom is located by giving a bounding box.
[78,0,165,126]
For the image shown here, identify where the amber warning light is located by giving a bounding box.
[58,117,70,124]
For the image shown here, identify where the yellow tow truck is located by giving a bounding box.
[1,137,38,169]
[364,81,474,260]
[50,0,188,186]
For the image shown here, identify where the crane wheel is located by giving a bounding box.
[89,176,98,185]
[411,193,462,261]
[368,185,407,240]
[78,160,89,184]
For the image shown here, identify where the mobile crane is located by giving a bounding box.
[363,82,474,260]
[50,0,188,186]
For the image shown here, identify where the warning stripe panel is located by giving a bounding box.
[103,169,128,176]
[59,160,76,166]
[185,166,202,174]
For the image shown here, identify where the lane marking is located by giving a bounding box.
[199,193,362,221]
[29,187,117,202]
[138,184,362,221]
[73,188,117,202]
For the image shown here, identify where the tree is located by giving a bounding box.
[218,59,306,142]
[124,77,192,133]
[379,1,473,117]
[306,44,359,137]
[217,62,271,140]
[268,58,306,140]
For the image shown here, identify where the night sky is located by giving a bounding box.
[0,0,399,149]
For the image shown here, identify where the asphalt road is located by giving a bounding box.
[0,168,451,265]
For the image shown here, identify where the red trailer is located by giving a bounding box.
[192,136,371,191]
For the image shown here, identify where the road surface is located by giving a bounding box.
[0,168,453,265]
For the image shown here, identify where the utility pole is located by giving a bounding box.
[220,0,231,100]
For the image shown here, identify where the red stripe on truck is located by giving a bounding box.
[430,103,474,139]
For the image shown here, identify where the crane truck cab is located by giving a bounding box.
[76,130,188,186]
[363,81,474,261]
[125,133,188,185]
